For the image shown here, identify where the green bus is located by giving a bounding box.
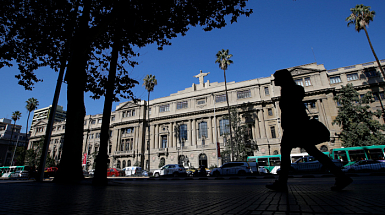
[0,166,31,178]
[330,145,385,166]
[247,152,330,174]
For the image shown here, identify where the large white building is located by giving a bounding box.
[28,60,385,172]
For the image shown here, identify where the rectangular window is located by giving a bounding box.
[219,119,229,136]
[264,87,269,95]
[161,135,167,148]
[347,73,359,81]
[111,115,115,121]
[197,99,206,105]
[270,126,276,138]
[179,124,187,142]
[98,119,102,123]
[304,77,311,86]
[198,122,208,139]
[364,69,377,78]
[177,101,188,109]
[330,76,342,84]
[159,104,170,113]
[91,120,96,124]
[268,108,273,116]
[237,90,251,99]
[215,94,227,103]
[294,79,304,86]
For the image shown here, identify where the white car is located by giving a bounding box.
[210,162,252,177]
[153,164,186,177]
[122,166,143,176]
[342,160,385,172]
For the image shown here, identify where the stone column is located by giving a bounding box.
[192,119,196,146]
[187,120,192,146]
[258,110,267,138]
[170,122,174,148]
[150,124,155,149]
[208,117,213,144]
[155,124,159,149]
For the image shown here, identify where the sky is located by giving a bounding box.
[2,0,385,132]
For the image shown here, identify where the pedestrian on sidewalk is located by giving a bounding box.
[266,69,353,191]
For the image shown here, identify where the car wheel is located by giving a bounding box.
[173,172,179,177]
[213,171,220,177]
[154,173,160,178]
[238,170,246,176]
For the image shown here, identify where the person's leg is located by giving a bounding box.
[304,145,352,190]
[278,142,292,183]
[266,134,292,191]
[304,145,344,177]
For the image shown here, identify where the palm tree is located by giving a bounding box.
[25,97,39,147]
[215,49,234,161]
[8,111,21,166]
[143,74,157,171]
[346,4,385,78]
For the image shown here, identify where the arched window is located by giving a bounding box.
[117,160,121,169]
[199,153,207,167]
[273,150,279,155]
[122,160,126,168]
[128,160,131,167]
[159,157,165,168]
[320,145,328,152]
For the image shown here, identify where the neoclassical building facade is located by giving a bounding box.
[28,60,385,171]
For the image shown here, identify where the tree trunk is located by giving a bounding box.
[223,70,234,161]
[364,26,385,78]
[93,28,121,186]
[53,0,91,183]
[147,92,151,171]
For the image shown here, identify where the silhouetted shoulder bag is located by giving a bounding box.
[305,107,330,144]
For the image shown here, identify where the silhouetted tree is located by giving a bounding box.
[332,84,385,147]
[1,0,253,183]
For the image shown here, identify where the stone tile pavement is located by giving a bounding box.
[0,174,384,215]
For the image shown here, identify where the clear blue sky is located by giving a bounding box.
[2,0,385,132]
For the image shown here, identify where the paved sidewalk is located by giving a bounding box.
[0,174,384,215]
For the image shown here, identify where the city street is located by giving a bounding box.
[0,174,384,214]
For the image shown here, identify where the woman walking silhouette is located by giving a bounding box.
[266,69,353,191]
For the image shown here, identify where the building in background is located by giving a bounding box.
[0,118,28,166]
[31,105,66,126]
[28,60,385,172]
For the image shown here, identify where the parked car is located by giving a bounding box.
[153,164,186,177]
[342,159,385,173]
[107,168,120,177]
[44,167,58,178]
[290,156,342,172]
[186,168,197,177]
[122,166,143,176]
[192,165,211,177]
[210,162,252,177]
[83,170,90,177]
[88,169,95,177]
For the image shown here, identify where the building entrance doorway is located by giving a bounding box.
[199,153,207,167]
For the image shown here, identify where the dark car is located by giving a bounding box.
[107,168,120,177]
[44,167,58,178]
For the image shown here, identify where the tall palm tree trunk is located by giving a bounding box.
[223,70,234,161]
[147,92,151,171]
[25,112,31,149]
[364,26,385,78]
